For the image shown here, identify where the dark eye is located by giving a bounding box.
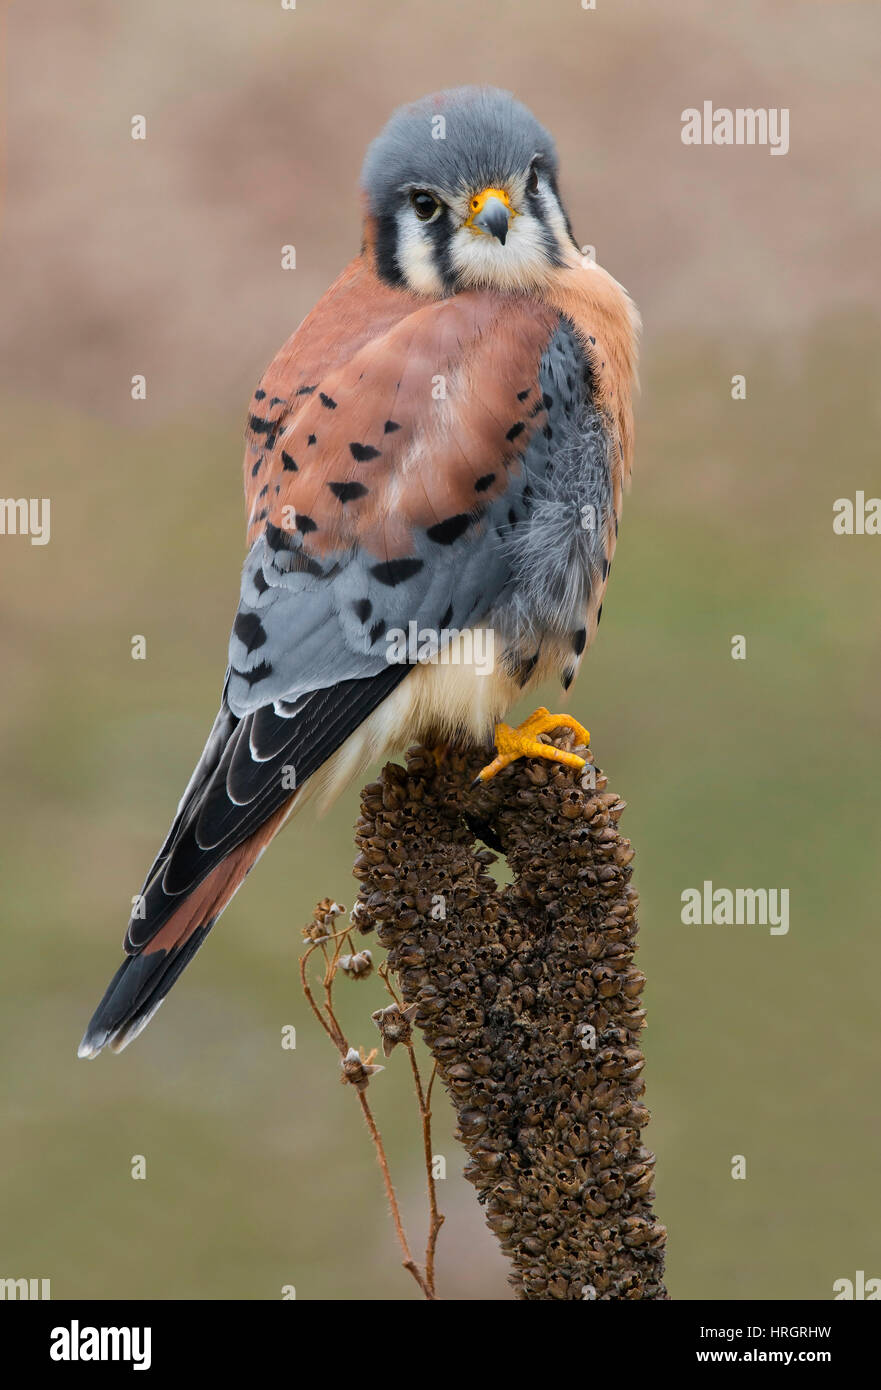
[527,163,540,195]
[410,190,441,221]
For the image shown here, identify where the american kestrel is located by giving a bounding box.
[79,87,639,1058]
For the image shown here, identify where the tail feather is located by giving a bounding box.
[80,663,408,1057]
[78,800,292,1058]
[79,925,213,1058]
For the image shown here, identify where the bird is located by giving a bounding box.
[78,86,639,1058]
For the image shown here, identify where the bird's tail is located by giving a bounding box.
[79,665,409,1057]
[78,799,293,1057]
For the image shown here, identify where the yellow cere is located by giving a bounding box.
[464,186,519,229]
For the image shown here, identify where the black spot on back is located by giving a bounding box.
[384,419,401,434]
[290,551,326,578]
[328,481,369,503]
[319,392,337,409]
[475,473,495,492]
[371,558,424,586]
[296,514,317,534]
[281,451,298,471]
[234,611,267,653]
[265,522,292,552]
[349,442,381,462]
[232,659,273,687]
[506,422,525,442]
[426,514,470,545]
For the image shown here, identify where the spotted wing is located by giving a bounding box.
[229,264,562,715]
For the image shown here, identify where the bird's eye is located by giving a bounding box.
[527,163,540,195]
[410,190,441,222]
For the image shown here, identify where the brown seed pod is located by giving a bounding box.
[339,1047,383,1092]
[337,949,373,979]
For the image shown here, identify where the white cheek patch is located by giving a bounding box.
[395,210,445,297]
[535,185,571,250]
[450,210,556,293]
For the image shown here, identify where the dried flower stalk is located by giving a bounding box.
[299,901,443,1299]
[351,731,668,1300]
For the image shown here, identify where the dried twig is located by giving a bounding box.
[375,967,445,1291]
[299,901,442,1299]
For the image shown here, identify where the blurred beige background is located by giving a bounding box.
[1,0,879,1299]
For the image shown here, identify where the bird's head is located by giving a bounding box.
[361,86,578,297]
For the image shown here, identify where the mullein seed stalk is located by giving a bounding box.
[351,731,667,1300]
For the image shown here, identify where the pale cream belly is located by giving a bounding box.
[291,624,568,816]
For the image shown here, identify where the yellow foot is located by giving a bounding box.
[474,707,590,783]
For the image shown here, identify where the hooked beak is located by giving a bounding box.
[465,187,514,245]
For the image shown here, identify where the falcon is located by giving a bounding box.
[79,86,639,1057]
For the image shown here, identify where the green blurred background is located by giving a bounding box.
[1,0,879,1300]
